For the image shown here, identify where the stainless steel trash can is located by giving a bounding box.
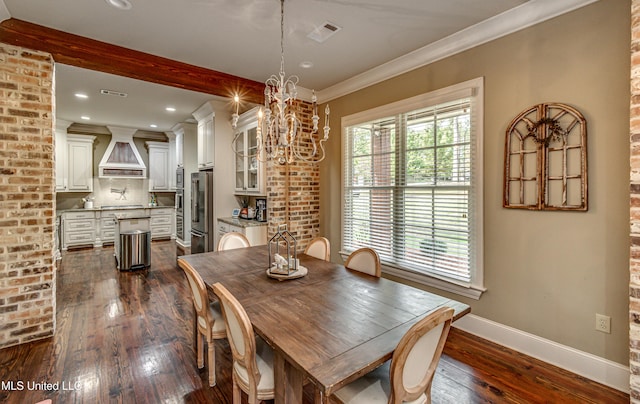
[120,230,151,270]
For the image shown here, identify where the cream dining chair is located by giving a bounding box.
[217,232,250,251]
[212,282,275,404]
[178,260,227,387]
[330,306,455,404]
[344,247,381,277]
[304,236,331,261]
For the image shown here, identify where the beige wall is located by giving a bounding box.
[320,0,630,364]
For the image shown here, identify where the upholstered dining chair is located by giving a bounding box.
[330,306,455,404]
[178,260,227,387]
[212,282,275,404]
[344,247,381,277]
[217,232,251,251]
[304,236,331,261]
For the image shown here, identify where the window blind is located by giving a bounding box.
[343,96,477,286]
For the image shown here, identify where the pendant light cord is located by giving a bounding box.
[280,0,285,75]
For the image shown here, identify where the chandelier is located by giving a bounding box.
[232,0,330,165]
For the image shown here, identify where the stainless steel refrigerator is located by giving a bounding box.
[190,170,214,254]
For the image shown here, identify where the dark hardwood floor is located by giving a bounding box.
[0,240,628,403]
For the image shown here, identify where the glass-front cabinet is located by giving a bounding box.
[234,107,265,195]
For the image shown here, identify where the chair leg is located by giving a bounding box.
[208,336,216,386]
[196,331,204,369]
[232,373,242,404]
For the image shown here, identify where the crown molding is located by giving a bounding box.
[316,0,598,103]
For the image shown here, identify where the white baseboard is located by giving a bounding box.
[453,314,629,394]
[176,238,190,249]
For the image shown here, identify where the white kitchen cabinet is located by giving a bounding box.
[233,107,265,195]
[150,208,174,240]
[54,120,70,192]
[167,133,177,190]
[61,207,174,249]
[175,126,184,168]
[56,134,96,192]
[216,218,267,249]
[99,216,116,244]
[146,141,170,191]
[193,101,215,169]
[61,210,97,250]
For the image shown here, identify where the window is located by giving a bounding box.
[341,78,484,299]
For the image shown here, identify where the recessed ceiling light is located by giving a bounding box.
[105,0,132,10]
[81,116,91,120]
[74,93,88,99]
[150,124,158,128]
[165,107,176,112]
[299,61,314,69]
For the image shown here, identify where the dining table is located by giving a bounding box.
[177,245,470,404]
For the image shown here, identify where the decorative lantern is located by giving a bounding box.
[268,224,298,275]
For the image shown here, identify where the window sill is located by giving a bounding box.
[382,265,485,300]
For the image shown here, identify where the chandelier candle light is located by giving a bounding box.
[232,0,330,165]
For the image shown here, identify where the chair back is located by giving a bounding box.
[212,282,261,390]
[389,306,454,403]
[344,247,381,277]
[218,232,250,251]
[178,260,213,333]
[304,237,330,261]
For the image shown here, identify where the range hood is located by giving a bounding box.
[99,126,147,178]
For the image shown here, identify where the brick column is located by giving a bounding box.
[266,99,321,251]
[0,44,55,348]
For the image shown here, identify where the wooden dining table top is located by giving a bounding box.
[178,245,470,403]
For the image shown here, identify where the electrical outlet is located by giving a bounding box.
[595,314,611,334]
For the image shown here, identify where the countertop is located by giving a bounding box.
[58,205,174,213]
[218,217,267,228]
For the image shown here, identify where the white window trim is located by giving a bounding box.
[340,77,485,299]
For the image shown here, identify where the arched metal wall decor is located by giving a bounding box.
[503,103,587,211]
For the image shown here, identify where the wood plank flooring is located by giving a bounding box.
[0,240,629,403]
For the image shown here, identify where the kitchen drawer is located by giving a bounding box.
[151,215,172,225]
[64,211,96,220]
[65,219,96,231]
[101,217,116,228]
[218,221,230,233]
[151,225,172,239]
[102,209,146,219]
[151,208,173,216]
[101,229,116,241]
[64,230,95,245]
[229,224,242,233]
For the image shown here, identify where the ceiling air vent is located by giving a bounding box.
[307,21,341,43]
[100,89,128,98]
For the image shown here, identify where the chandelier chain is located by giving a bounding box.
[231,0,330,165]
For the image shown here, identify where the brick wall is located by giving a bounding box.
[0,44,55,348]
[266,99,321,251]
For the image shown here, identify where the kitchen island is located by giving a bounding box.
[57,205,175,250]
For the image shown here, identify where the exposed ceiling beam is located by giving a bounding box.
[0,18,264,105]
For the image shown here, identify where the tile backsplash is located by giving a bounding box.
[56,178,175,210]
